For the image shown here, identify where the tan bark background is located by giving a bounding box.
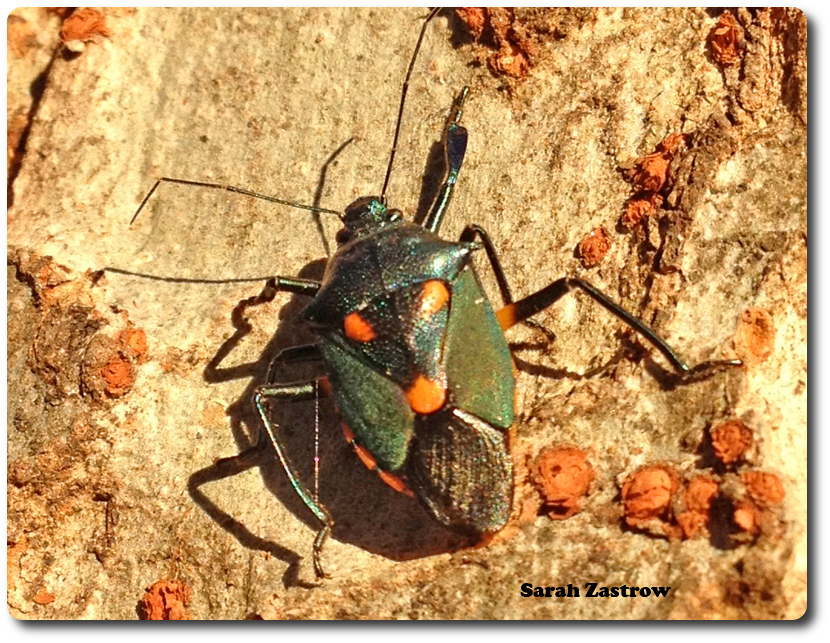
[8,7,807,619]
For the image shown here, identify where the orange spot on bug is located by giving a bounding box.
[496,303,519,331]
[344,311,376,342]
[353,443,378,471]
[342,422,355,443]
[406,375,446,415]
[420,280,449,316]
[342,422,378,469]
[318,377,333,397]
[378,469,415,497]
[342,422,413,496]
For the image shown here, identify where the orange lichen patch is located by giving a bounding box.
[710,12,743,66]
[60,8,110,43]
[733,307,775,365]
[378,469,414,497]
[530,446,594,519]
[456,7,535,79]
[120,327,148,362]
[100,354,134,398]
[710,419,754,465]
[675,475,719,539]
[13,250,92,311]
[684,475,719,514]
[620,132,687,230]
[456,7,486,38]
[733,501,758,534]
[742,471,785,507]
[632,152,671,193]
[676,511,708,539]
[139,580,192,620]
[621,465,679,526]
[420,280,450,316]
[60,8,111,53]
[621,195,660,229]
[577,227,612,268]
[344,311,376,342]
[32,587,56,605]
[491,42,531,78]
[406,375,447,415]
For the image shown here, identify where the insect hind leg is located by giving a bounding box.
[496,277,741,382]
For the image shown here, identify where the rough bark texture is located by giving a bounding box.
[7,8,807,620]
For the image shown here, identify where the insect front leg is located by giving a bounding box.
[496,277,741,383]
[254,344,334,579]
[202,277,321,385]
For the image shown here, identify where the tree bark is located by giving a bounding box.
[8,7,806,619]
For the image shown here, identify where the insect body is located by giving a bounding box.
[253,86,520,578]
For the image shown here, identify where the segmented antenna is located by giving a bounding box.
[131,177,342,227]
[380,7,442,204]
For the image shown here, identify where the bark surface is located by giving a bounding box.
[8,8,807,619]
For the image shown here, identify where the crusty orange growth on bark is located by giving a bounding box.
[577,227,611,268]
[710,419,754,465]
[60,8,111,45]
[621,465,679,526]
[676,475,719,539]
[742,471,785,507]
[620,132,688,229]
[139,580,192,620]
[709,12,743,66]
[531,446,594,519]
[621,195,663,229]
[734,307,775,365]
[455,7,535,78]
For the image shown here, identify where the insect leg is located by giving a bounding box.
[255,373,334,579]
[496,277,741,382]
[459,223,557,341]
[201,279,320,385]
[423,87,470,234]
[265,344,323,384]
[459,224,514,304]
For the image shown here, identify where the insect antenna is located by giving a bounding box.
[103,266,281,285]
[312,136,355,257]
[131,177,343,227]
[380,6,442,204]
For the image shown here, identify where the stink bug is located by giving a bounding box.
[129,9,740,580]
